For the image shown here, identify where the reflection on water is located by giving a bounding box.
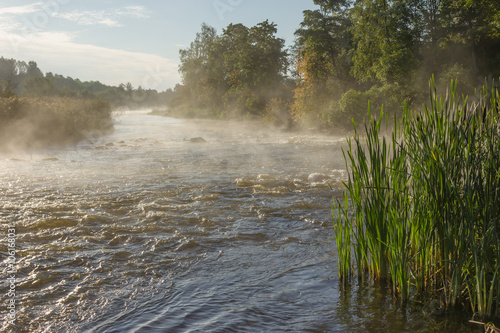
[335,281,482,332]
[0,112,483,332]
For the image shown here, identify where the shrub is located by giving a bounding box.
[333,83,404,129]
[438,63,476,95]
[0,96,113,151]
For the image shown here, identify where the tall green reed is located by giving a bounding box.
[334,78,500,317]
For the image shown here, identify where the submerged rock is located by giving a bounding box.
[189,137,207,143]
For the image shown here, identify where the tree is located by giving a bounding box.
[178,21,288,116]
[294,1,353,80]
[0,76,17,98]
[350,0,420,85]
[26,61,43,78]
[23,77,56,96]
[221,20,288,114]
[440,0,500,76]
[0,57,17,80]
[179,23,224,110]
[125,82,134,96]
[291,2,353,123]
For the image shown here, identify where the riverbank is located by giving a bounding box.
[0,96,114,152]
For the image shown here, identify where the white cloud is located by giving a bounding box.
[0,2,41,32]
[0,2,42,15]
[52,11,121,27]
[117,6,149,19]
[52,6,150,27]
[0,3,178,90]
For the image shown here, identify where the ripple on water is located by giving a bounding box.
[2,115,472,333]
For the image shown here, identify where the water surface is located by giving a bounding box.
[0,111,481,332]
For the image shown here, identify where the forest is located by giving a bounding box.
[172,0,500,130]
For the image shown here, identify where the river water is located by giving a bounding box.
[0,112,479,332]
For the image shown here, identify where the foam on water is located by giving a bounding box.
[0,113,464,332]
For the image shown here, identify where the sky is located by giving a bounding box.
[0,0,318,91]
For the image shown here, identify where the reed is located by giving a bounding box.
[334,78,500,317]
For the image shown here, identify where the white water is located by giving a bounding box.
[1,111,432,332]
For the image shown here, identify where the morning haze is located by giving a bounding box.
[1,0,499,332]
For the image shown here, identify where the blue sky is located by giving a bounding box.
[0,0,317,91]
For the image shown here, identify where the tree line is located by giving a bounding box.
[0,57,181,150]
[173,0,500,130]
[0,57,174,109]
[171,20,292,122]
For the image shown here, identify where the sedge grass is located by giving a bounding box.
[334,78,500,317]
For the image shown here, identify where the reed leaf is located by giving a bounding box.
[333,77,500,317]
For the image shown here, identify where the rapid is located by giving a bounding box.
[0,111,470,332]
[0,111,347,332]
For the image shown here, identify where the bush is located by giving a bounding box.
[0,96,113,151]
[332,83,404,129]
[438,63,476,95]
[264,98,293,128]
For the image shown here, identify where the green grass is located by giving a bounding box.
[334,77,500,318]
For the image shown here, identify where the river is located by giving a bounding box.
[0,111,478,332]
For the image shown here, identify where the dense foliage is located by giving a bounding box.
[174,21,293,123]
[173,0,500,129]
[292,0,500,128]
[0,58,117,151]
[0,57,175,151]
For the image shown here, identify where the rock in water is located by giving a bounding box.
[189,137,207,143]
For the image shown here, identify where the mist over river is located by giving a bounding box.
[0,111,475,332]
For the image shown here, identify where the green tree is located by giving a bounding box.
[291,1,353,124]
[294,1,353,80]
[179,23,224,110]
[350,0,420,85]
[0,77,17,98]
[221,20,288,114]
[0,57,17,81]
[26,61,43,78]
[440,0,500,76]
[23,77,56,96]
[178,21,288,117]
[290,0,499,129]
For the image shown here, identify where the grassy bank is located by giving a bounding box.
[334,78,500,318]
[0,96,113,151]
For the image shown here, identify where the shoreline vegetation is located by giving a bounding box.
[169,0,499,132]
[335,78,500,319]
[0,96,113,152]
[0,57,173,152]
